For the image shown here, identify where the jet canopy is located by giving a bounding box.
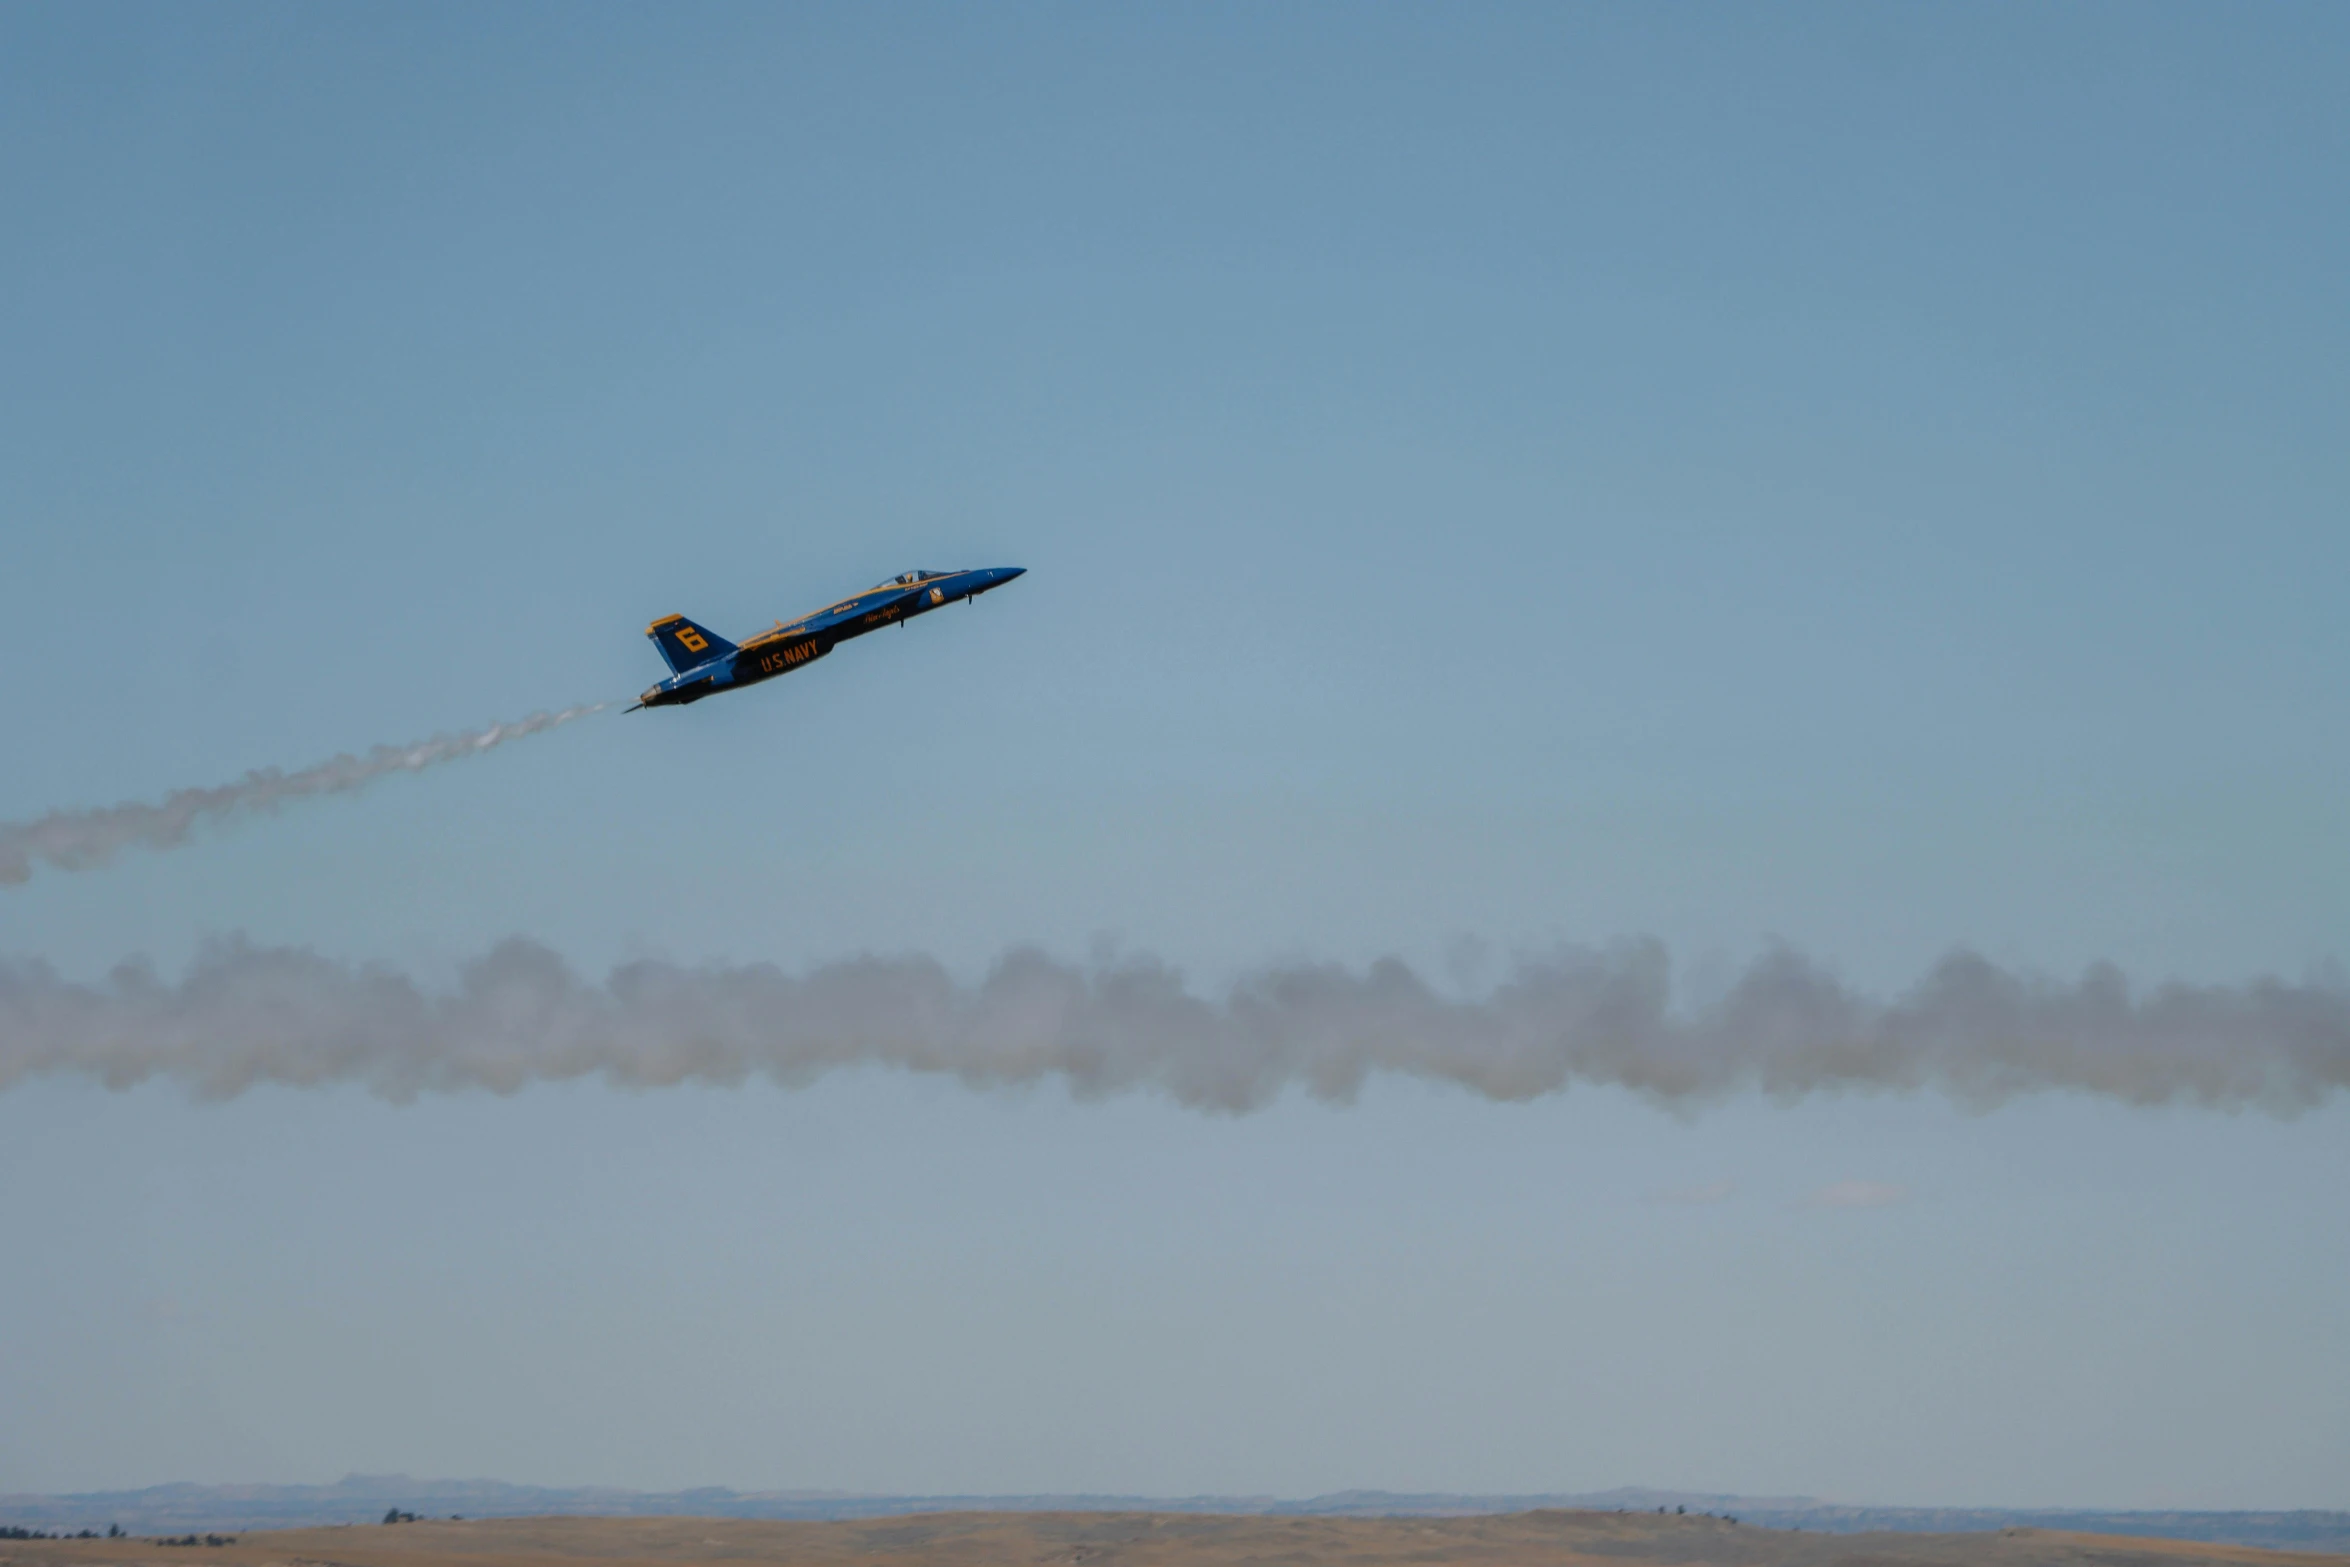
[876,569,947,587]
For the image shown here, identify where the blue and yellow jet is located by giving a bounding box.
[632,566,1025,710]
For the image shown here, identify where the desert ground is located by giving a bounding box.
[4,1513,2345,1567]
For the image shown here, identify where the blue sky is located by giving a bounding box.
[1,3,2344,1506]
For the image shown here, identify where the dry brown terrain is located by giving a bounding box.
[5,1513,2346,1567]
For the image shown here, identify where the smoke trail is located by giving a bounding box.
[2,938,2342,1111]
[0,706,608,885]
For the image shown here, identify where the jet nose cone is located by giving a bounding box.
[996,566,1026,583]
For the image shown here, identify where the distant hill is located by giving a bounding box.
[0,1478,2342,1554]
[0,1509,2344,1567]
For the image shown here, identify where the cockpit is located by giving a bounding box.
[876,569,945,587]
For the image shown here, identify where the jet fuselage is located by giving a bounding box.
[636,565,1024,710]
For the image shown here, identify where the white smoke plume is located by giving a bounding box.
[0,706,608,885]
[2,938,2342,1112]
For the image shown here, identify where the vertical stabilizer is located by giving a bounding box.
[645,614,736,674]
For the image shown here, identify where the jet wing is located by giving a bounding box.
[793,582,931,636]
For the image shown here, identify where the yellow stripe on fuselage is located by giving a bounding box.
[740,588,931,648]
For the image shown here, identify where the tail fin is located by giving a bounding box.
[645,614,737,674]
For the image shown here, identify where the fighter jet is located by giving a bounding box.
[632,566,1025,710]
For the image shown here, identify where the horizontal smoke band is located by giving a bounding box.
[2,939,2343,1111]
